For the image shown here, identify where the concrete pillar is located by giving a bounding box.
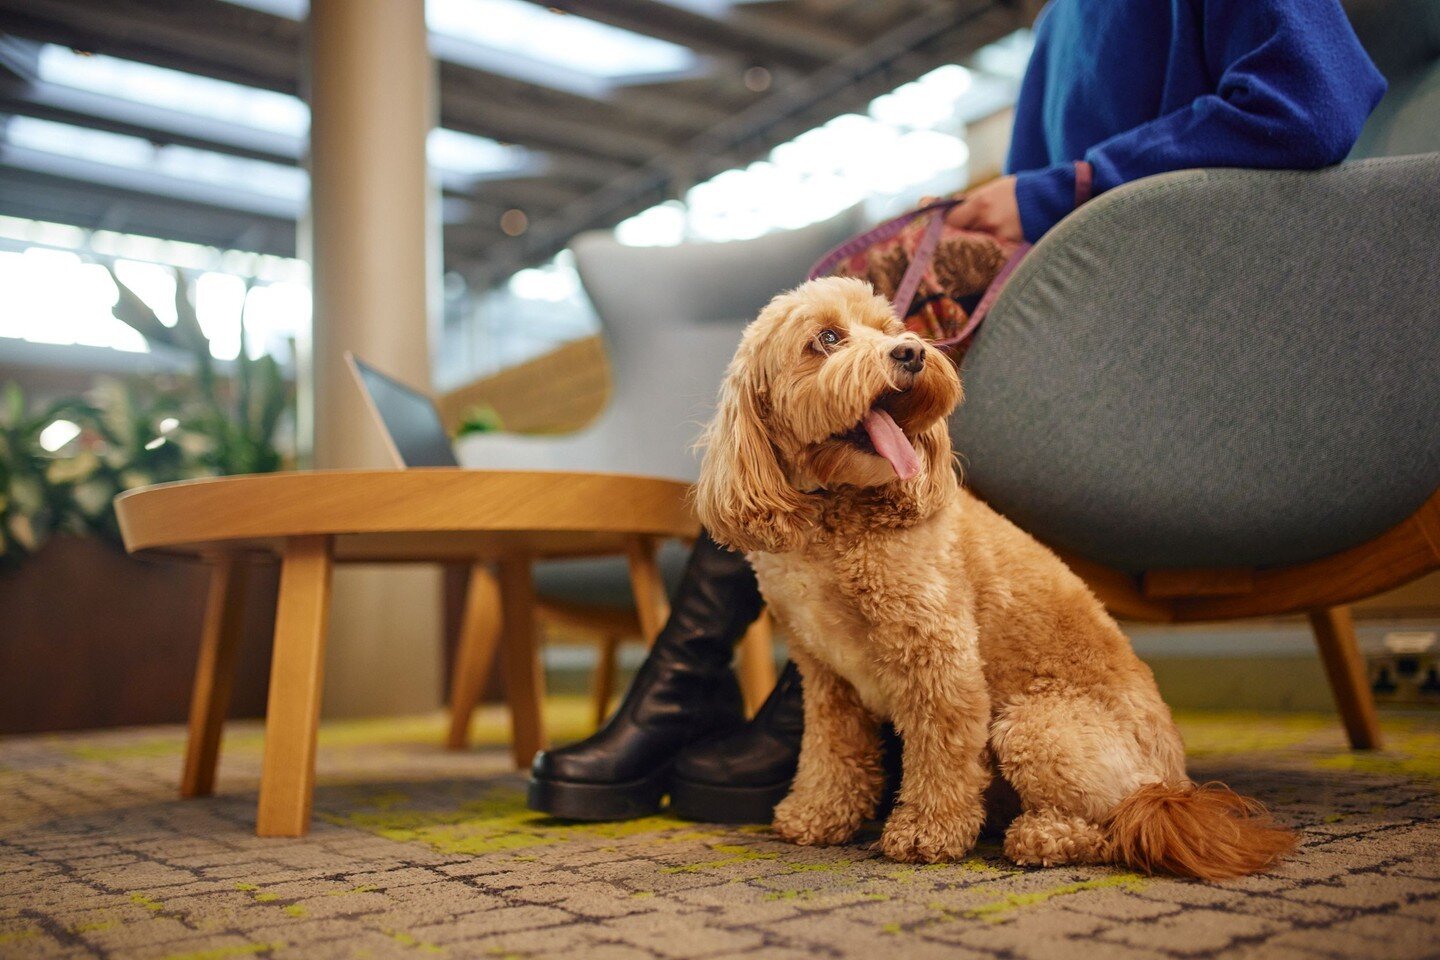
[301,0,443,718]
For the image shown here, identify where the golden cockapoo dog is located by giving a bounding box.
[694,276,1296,878]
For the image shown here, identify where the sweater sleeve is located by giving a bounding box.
[1014,0,1386,242]
[1003,9,1053,177]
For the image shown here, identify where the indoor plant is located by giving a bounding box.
[0,266,293,731]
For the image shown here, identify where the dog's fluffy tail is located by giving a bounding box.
[1104,781,1297,880]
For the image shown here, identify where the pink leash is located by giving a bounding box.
[807,161,1094,354]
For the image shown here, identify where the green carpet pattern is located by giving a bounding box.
[3,703,1438,960]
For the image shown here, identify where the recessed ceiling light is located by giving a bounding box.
[742,66,772,92]
[500,209,529,236]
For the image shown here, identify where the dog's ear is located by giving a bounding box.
[695,352,815,553]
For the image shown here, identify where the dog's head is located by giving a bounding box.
[696,276,962,553]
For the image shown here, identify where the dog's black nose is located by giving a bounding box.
[891,343,924,373]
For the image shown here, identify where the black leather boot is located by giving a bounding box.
[670,665,908,824]
[668,660,804,823]
[527,531,762,820]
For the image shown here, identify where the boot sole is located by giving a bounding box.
[527,764,671,821]
[668,775,793,824]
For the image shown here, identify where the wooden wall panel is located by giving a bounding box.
[437,335,611,436]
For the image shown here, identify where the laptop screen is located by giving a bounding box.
[347,354,460,468]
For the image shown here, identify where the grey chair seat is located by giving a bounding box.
[531,542,688,610]
[953,155,1440,574]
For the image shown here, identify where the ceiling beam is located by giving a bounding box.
[0,166,297,256]
[0,75,300,165]
[434,62,709,140]
[0,163,550,268]
[0,75,633,191]
[470,178,590,213]
[437,73,681,163]
[1,143,300,218]
[0,0,301,95]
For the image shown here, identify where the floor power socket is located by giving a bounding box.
[1368,631,1440,705]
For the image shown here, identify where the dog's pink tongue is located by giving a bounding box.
[862,407,921,481]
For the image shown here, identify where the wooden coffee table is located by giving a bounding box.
[115,468,699,837]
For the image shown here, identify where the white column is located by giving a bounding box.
[302,0,442,718]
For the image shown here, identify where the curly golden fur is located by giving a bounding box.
[696,277,1296,877]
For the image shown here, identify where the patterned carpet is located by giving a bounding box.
[3,701,1439,960]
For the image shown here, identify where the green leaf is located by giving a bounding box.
[171,267,211,355]
[253,356,287,444]
[2,381,23,428]
[236,303,254,429]
[7,512,37,551]
[72,478,114,518]
[105,265,177,347]
[456,404,505,435]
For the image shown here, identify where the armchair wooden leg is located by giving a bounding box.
[737,609,777,716]
[446,563,503,750]
[591,633,620,729]
[256,536,334,837]
[1309,606,1383,751]
[498,558,547,769]
[626,535,670,646]
[181,558,249,798]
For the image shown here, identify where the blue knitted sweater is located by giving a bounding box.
[1008,0,1386,241]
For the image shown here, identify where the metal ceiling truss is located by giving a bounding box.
[0,0,1030,284]
[471,0,1029,286]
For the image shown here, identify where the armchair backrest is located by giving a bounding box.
[952,154,1440,573]
[454,210,860,481]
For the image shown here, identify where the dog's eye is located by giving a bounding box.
[817,329,841,349]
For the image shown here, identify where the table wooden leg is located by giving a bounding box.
[591,632,620,729]
[181,558,249,798]
[1309,606,1383,751]
[498,558,546,770]
[626,536,670,646]
[446,562,503,750]
[737,609,777,716]
[257,535,334,837]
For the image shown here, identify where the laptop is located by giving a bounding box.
[345,351,461,468]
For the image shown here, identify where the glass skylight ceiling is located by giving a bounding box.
[5,117,308,216]
[429,0,699,92]
[453,30,1036,380]
[218,0,701,97]
[35,46,309,139]
[11,46,544,213]
[612,52,1033,248]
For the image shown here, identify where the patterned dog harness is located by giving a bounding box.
[808,161,1094,358]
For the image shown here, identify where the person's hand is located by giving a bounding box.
[942,176,1023,244]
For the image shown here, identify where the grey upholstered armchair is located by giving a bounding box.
[546,0,1436,749]
[952,0,1440,750]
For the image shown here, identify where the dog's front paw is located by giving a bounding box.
[879,802,983,863]
[772,793,863,847]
